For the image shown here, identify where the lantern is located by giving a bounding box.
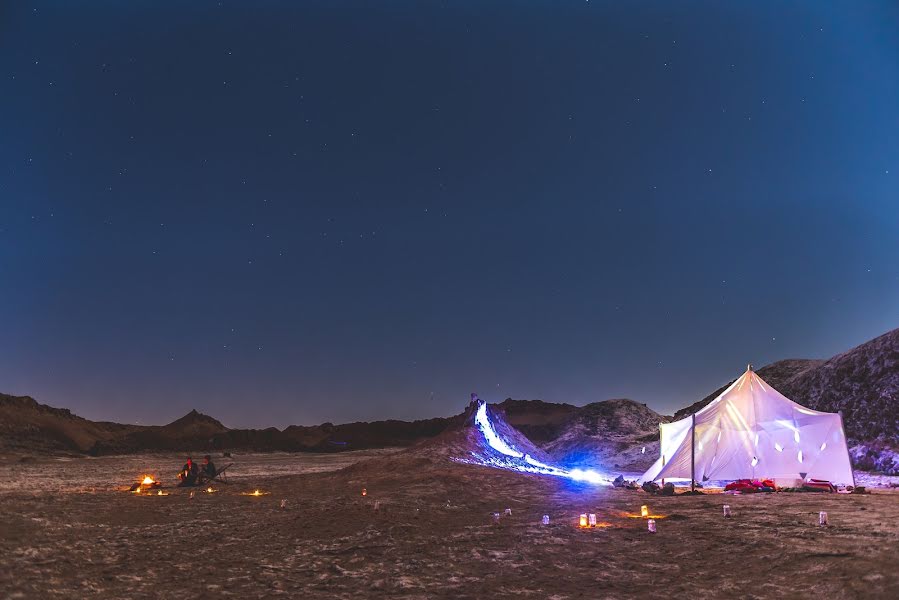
[588,513,597,527]
[579,514,588,528]
[504,508,512,516]
[280,499,287,509]
[640,505,649,518]
[492,512,501,523]
[819,511,828,526]
[647,519,656,533]
[723,505,731,518]
[361,488,367,497]
[542,515,550,525]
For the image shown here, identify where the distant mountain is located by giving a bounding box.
[2,328,895,473]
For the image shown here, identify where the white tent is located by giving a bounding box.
[640,366,854,486]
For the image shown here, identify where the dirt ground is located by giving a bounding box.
[1,451,898,599]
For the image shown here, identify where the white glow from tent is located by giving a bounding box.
[774,443,783,452]
[776,419,798,433]
[820,442,827,451]
[475,402,523,458]
[751,456,759,467]
[797,450,803,463]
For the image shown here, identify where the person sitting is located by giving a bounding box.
[198,455,217,484]
[177,457,199,487]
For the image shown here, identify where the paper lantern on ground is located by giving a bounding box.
[542,515,550,525]
[819,511,828,526]
[579,514,588,528]
[647,519,657,533]
[723,505,731,518]
[640,505,649,518]
[588,513,597,527]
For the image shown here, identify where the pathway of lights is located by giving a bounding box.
[460,401,612,486]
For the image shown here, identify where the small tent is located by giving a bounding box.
[640,366,854,485]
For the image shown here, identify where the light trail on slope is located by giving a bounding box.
[463,400,612,486]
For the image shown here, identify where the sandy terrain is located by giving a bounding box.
[1,451,898,599]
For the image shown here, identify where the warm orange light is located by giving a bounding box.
[361,488,367,496]
[241,489,270,496]
[157,490,169,496]
[578,514,588,528]
[206,487,215,493]
[640,505,649,518]
[142,476,155,486]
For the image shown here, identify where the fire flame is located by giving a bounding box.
[579,514,588,527]
[241,489,270,496]
[142,476,155,485]
[157,490,168,496]
[206,487,215,493]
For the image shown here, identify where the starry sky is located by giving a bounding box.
[2,1,897,428]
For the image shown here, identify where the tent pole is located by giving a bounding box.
[691,413,696,492]
[838,411,856,488]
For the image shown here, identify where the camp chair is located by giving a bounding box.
[200,463,233,485]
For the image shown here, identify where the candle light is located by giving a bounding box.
[579,514,588,528]
[640,505,649,518]
[723,505,731,518]
[588,513,597,527]
[819,511,828,526]
[647,519,657,533]
[361,488,367,497]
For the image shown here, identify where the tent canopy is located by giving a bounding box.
[640,366,854,485]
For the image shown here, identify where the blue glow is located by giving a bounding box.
[465,400,612,486]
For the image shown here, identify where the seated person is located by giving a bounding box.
[198,455,217,483]
[177,457,199,487]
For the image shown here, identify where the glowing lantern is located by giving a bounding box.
[361,488,367,497]
[579,514,588,528]
[504,508,512,516]
[189,491,195,499]
[647,519,657,533]
[157,490,169,496]
[206,487,215,493]
[723,504,731,518]
[819,511,828,526]
[142,476,155,486]
[640,505,649,518]
[542,515,550,525]
[492,512,501,523]
[588,513,597,527]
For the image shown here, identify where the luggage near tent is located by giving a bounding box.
[639,365,854,486]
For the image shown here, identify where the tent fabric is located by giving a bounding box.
[639,367,854,485]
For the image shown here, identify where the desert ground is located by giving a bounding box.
[1,451,898,599]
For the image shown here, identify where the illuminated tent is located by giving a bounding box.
[639,366,854,485]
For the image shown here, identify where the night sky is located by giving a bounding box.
[2,1,897,428]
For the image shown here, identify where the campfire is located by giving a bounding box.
[128,474,162,494]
